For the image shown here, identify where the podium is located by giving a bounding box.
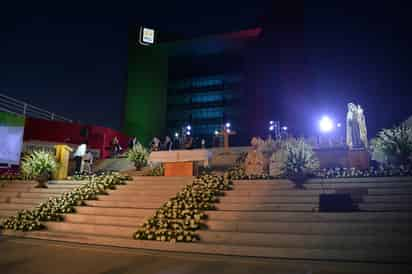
[53,145,73,180]
[149,149,211,177]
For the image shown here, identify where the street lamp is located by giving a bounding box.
[319,116,334,133]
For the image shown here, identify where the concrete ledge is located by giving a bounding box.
[84,200,163,209]
[46,222,135,238]
[215,203,317,211]
[307,177,412,184]
[205,211,412,222]
[197,230,411,249]
[219,196,319,203]
[74,206,155,217]
[64,214,144,227]
[2,230,410,263]
[204,220,412,235]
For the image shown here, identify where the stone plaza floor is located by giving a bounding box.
[1,236,410,274]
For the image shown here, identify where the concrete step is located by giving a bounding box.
[0,188,73,194]
[215,203,317,211]
[114,185,185,191]
[368,188,412,195]
[84,200,163,209]
[133,176,193,181]
[129,180,192,186]
[197,230,411,249]
[0,209,18,217]
[219,196,319,203]
[74,206,155,217]
[16,192,63,199]
[363,195,412,203]
[233,181,412,190]
[0,203,35,211]
[46,222,135,238]
[359,203,412,211]
[307,177,412,184]
[108,189,180,196]
[5,182,83,189]
[306,182,412,189]
[223,189,336,197]
[64,214,144,227]
[97,195,176,202]
[206,211,412,222]
[204,220,412,234]
[6,230,410,263]
[0,197,43,205]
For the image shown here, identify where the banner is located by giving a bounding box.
[0,112,25,165]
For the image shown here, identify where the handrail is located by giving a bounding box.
[0,92,73,123]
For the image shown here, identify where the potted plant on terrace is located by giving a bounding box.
[20,150,58,188]
[126,143,149,171]
[281,138,320,188]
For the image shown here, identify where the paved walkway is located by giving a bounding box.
[0,236,410,274]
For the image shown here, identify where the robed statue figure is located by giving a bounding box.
[346,103,368,149]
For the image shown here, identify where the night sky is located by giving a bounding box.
[1,1,411,137]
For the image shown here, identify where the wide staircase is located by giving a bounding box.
[200,177,412,264]
[0,181,85,221]
[3,176,412,272]
[11,177,192,242]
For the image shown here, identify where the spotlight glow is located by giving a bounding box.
[214,130,219,136]
[225,122,231,128]
[319,116,334,132]
[226,129,231,133]
[337,123,342,128]
[269,125,274,131]
[282,126,288,131]
[186,131,191,136]
[174,132,179,138]
[186,125,191,131]
[269,120,274,125]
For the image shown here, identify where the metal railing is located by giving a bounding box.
[0,92,72,122]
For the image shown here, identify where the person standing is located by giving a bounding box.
[83,150,94,174]
[73,141,87,174]
[112,136,121,157]
[128,136,138,150]
[163,136,173,151]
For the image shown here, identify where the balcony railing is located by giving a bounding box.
[0,92,72,123]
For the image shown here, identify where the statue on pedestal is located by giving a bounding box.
[245,137,264,176]
[346,103,368,149]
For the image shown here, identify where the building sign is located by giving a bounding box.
[138,26,155,46]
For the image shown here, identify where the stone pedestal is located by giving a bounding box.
[245,150,264,176]
[269,150,287,177]
[348,149,369,169]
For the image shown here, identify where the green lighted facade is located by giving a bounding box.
[124,34,168,145]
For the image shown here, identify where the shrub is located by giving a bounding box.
[281,138,320,178]
[126,143,149,170]
[20,150,58,187]
[370,124,412,166]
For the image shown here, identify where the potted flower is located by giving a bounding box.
[126,143,149,170]
[281,139,320,188]
[20,150,58,188]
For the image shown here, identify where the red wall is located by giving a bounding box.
[23,118,129,158]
